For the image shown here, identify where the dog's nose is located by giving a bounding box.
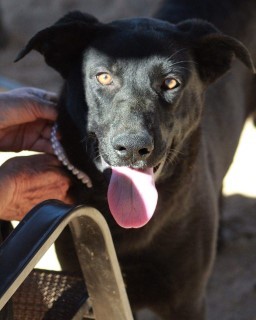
[112,133,154,161]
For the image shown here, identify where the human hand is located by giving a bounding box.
[0,87,58,153]
[0,154,73,221]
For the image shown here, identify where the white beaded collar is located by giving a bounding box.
[50,124,92,188]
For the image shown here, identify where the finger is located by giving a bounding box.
[42,91,58,103]
[37,153,63,165]
[31,124,62,154]
[26,88,59,121]
[30,138,55,154]
[28,87,58,103]
[30,101,58,122]
[32,153,69,169]
[40,124,54,140]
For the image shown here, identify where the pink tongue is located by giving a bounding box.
[107,167,158,228]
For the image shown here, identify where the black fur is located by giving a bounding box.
[16,1,256,319]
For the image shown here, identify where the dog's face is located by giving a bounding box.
[16,12,254,228]
[83,19,200,177]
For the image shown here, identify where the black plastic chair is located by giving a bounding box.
[0,200,134,320]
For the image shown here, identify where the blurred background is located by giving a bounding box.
[0,1,255,319]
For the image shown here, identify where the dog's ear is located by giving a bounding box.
[15,11,102,78]
[177,19,255,83]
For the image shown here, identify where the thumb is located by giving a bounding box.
[30,89,58,121]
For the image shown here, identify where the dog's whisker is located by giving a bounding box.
[169,59,197,65]
[93,147,101,160]
[165,60,198,74]
[167,60,198,68]
[169,147,185,156]
[166,66,193,74]
[80,136,93,145]
[167,47,188,60]
[80,136,89,144]
[164,146,185,167]
[80,133,98,153]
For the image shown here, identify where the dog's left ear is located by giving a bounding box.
[15,11,103,78]
[177,19,255,83]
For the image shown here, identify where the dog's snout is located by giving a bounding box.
[112,133,154,161]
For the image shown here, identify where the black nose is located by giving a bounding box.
[112,133,154,161]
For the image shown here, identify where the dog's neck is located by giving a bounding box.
[50,123,92,188]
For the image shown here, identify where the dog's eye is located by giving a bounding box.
[96,72,113,85]
[162,77,180,90]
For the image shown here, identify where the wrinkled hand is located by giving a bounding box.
[0,87,58,153]
[0,154,73,221]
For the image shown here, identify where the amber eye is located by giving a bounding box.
[96,72,113,85]
[162,77,180,90]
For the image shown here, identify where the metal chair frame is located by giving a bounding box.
[0,200,134,320]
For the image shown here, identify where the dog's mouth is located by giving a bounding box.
[100,157,165,229]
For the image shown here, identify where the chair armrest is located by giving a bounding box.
[0,200,133,320]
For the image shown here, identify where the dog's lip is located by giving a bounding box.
[100,156,164,181]
[153,163,161,173]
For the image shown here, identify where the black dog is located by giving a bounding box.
[16,0,255,318]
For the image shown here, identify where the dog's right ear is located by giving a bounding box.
[15,11,102,78]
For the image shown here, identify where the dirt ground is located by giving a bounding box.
[0,1,256,319]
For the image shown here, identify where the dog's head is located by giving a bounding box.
[16,12,254,228]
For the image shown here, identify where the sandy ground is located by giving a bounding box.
[0,1,256,319]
